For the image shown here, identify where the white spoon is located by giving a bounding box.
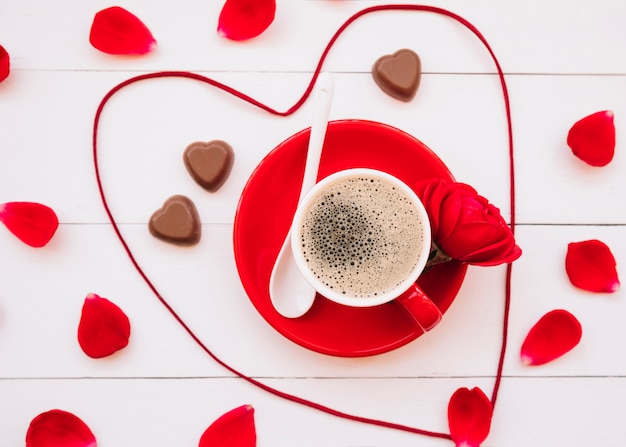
[269,72,335,318]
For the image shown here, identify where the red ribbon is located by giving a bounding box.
[92,4,515,440]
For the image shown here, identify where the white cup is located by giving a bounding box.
[291,168,442,331]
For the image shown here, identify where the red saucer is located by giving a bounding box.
[233,120,467,357]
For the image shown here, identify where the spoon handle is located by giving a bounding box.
[299,72,335,201]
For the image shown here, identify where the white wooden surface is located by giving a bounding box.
[1,0,625,445]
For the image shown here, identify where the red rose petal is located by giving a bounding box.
[520,309,582,366]
[448,387,493,447]
[26,409,96,447]
[199,405,256,447]
[217,0,276,41]
[566,239,620,293]
[0,202,59,247]
[78,293,130,359]
[460,234,522,267]
[567,110,615,166]
[89,7,156,55]
[0,44,10,82]
[414,178,443,233]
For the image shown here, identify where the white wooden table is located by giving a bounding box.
[1,1,625,445]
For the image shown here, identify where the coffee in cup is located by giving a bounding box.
[291,168,441,331]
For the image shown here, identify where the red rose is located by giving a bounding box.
[416,178,521,266]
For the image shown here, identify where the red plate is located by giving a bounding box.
[234,120,466,357]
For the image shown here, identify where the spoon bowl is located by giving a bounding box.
[269,73,334,318]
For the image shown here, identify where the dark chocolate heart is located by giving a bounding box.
[372,49,421,102]
[183,140,234,192]
[148,195,201,245]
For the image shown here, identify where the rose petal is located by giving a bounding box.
[436,191,465,242]
[78,293,130,359]
[0,44,10,82]
[457,231,521,266]
[448,387,493,447]
[520,309,582,366]
[199,405,256,447]
[567,110,615,166]
[217,0,276,41]
[89,7,156,55]
[414,178,444,234]
[26,409,96,447]
[566,239,620,293]
[415,178,461,239]
[0,202,59,247]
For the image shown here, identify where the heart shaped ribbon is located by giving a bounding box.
[92,4,515,440]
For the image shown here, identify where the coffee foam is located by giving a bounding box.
[298,174,425,299]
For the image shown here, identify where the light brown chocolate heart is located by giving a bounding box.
[372,49,421,102]
[148,195,201,246]
[183,140,234,192]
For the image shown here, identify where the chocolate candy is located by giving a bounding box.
[183,140,234,192]
[372,49,421,102]
[149,195,201,245]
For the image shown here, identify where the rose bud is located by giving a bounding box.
[416,178,521,266]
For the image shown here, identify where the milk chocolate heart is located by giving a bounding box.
[148,195,201,245]
[372,49,421,102]
[183,140,234,192]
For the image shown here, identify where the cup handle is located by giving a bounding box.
[395,283,442,332]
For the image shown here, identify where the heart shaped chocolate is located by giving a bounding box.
[372,49,421,102]
[148,195,201,245]
[183,140,234,192]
